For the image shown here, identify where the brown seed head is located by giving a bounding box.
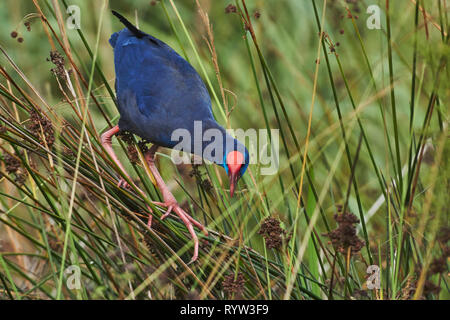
[222,272,245,298]
[258,217,287,250]
[325,210,365,255]
[225,4,237,14]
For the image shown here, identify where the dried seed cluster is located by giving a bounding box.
[429,256,447,275]
[422,280,441,296]
[10,30,24,43]
[118,130,134,144]
[258,217,287,250]
[127,145,139,164]
[117,131,138,164]
[63,146,75,159]
[190,164,213,193]
[118,131,151,165]
[4,153,21,175]
[24,21,31,32]
[401,277,416,300]
[320,31,340,56]
[3,152,27,186]
[402,277,443,299]
[222,272,245,297]
[48,50,66,79]
[28,109,55,148]
[325,208,365,255]
[225,4,237,14]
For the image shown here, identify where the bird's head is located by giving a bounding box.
[223,148,249,197]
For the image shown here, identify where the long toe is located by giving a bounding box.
[150,201,200,262]
[154,201,207,235]
[147,214,152,228]
[162,205,173,220]
[151,201,173,220]
[172,206,199,263]
[184,212,209,236]
[117,179,130,189]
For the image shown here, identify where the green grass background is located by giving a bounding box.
[0,0,448,300]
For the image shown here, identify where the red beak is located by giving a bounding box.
[226,150,244,198]
[229,171,238,197]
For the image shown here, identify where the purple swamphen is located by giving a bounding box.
[101,11,249,262]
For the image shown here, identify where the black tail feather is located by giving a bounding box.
[111,10,145,39]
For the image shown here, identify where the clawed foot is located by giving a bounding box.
[153,200,208,235]
[117,178,130,189]
[102,128,203,262]
[153,199,208,263]
[117,178,206,262]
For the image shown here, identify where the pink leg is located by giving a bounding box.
[145,145,208,263]
[101,125,152,227]
[101,125,131,189]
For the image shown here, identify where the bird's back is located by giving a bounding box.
[110,28,216,148]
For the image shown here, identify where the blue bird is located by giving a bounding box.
[101,11,249,262]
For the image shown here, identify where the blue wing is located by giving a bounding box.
[110,28,215,147]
